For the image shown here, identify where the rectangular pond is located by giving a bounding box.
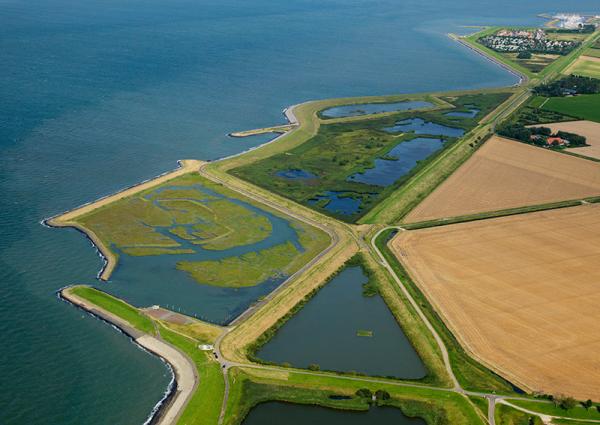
[348,137,445,187]
[320,100,433,119]
[242,402,425,425]
[256,265,427,378]
[384,117,465,137]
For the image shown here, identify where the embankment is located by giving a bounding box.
[60,287,198,425]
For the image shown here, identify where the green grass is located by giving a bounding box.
[374,230,515,394]
[569,59,600,79]
[584,47,600,58]
[542,94,600,123]
[495,404,543,425]
[224,367,486,425]
[509,400,600,421]
[468,396,488,418]
[232,92,511,223]
[70,286,155,334]
[158,326,225,425]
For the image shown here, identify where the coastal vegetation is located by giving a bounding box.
[72,172,329,288]
[232,92,511,223]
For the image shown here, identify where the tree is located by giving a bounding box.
[518,51,532,59]
[308,363,320,371]
[582,399,593,410]
[554,395,577,410]
[375,390,391,401]
[355,388,373,398]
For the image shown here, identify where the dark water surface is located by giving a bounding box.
[320,100,433,118]
[242,402,426,425]
[257,267,427,378]
[348,137,445,187]
[308,191,363,216]
[2,0,597,422]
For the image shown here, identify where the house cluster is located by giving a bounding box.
[479,29,578,54]
[530,134,569,147]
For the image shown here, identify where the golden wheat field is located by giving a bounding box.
[529,120,600,160]
[392,204,600,399]
[404,136,600,223]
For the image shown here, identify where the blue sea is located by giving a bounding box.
[1,0,597,423]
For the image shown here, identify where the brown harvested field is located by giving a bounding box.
[404,136,600,223]
[392,204,600,400]
[528,120,600,160]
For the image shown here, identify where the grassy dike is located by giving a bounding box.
[374,229,515,394]
[64,286,224,425]
[222,367,486,425]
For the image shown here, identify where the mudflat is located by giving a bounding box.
[404,136,600,223]
[392,204,600,399]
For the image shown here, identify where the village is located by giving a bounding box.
[480,28,579,54]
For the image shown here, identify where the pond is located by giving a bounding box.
[308,191,363,216]
[276,169,318,180]
[242,402,425,425]
[348,137,445,187]
[320,100,433,118]
[384,117,465,137]
[256,266,427,378]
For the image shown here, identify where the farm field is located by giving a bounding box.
[530,120,600,160]
[392,204,600,400]
[565,56,600,79]
[541,93,600,123]
[404,135,600,223]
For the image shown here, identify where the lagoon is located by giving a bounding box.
[320,101,433,119]
[256,266,427,378]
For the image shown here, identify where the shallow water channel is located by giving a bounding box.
[243,402,425,425]
[320,100,433,118]
[256,266,427,378]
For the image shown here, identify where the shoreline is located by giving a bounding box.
[448,33,528,86]
[60,287,198,425]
